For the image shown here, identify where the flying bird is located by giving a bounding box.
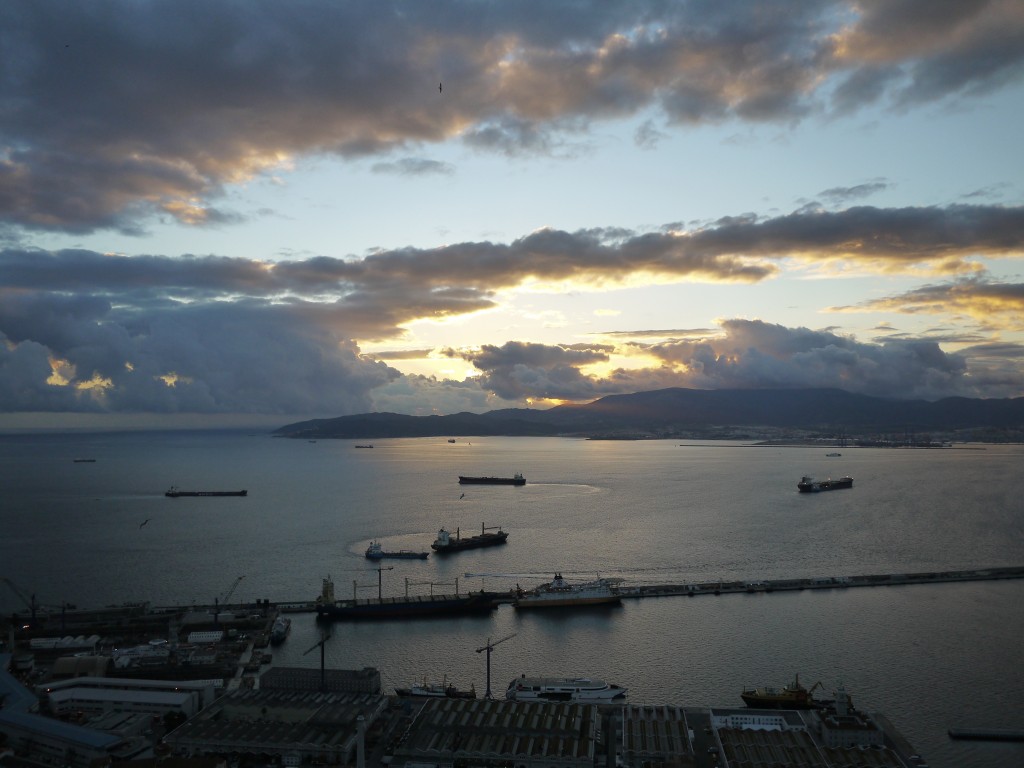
[140,519,150,528]
[459,493,465,500]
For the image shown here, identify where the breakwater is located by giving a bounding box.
[617,565,1024,599]
[264,565,1024,614]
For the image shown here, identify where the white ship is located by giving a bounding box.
[505,675,627,702]
[111,639,171,669]
[513,573,623,608]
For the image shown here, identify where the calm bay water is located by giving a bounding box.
[2,431,1023,767]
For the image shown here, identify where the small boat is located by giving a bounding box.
[355,444,373,449]
[165,487,247,497]
[365,540,429,560]
[741,674,823,709]
[269,616,291,645]
[395,676,476,699]
[431,523,508,553]
[447,438,456,443]
[458,472,525,485]
[514,573,623,609]
[73,458,97,463]
[797,475,853,492]
[506,675,627,703]
[825,452,841,457]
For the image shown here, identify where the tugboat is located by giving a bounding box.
[741,674,823,709]
[797,475,853,492]
[365,541,429,560]
[431,523,508,553]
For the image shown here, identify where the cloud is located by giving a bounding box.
[0,292,398,415]
[371,157,455,176]
[817,181,891,205]
[2,199,1022,415]
[447,341,615,400]
[836,278,1024,328]
[424,318,1003,403]
[636,318,977,400]
[2,1,1022,234]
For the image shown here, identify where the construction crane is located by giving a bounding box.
[303,632,332,691]
[475,632,516,699]
[220,575,245,604]
[2,578,68,627]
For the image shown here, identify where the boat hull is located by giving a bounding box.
[166,490,247,497]
[432,532,509,553]
[797,476,853,492]
[315,592,498,621]
[458,476,525,485]
[515,595,621,608]
[365,550,429,560]
[740,691,816,709]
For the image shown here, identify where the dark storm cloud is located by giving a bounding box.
[2,1,1022,234]
[431,318,997,402]
[637,319,976,400]
[2,200,1022,414]
[448,341,615,401]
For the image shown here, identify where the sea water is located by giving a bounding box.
[2,431,1023,767]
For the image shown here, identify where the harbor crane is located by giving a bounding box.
[219,575,245,605]
[2,578,70,627]
[303,632,332,691]
[475,632,516,699]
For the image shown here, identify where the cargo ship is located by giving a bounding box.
[797,476,853,492]
[365,541,429,560]
[165,487,247,497]
[505,675,627,703]
[431,523,508,553]
[514,574,623,608]
[741,674,823,709]
[314,576,498,620]
[458,472,525,485]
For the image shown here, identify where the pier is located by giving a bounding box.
[616,564,1024,601]
[191,565,1024,615]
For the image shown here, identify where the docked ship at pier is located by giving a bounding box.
[741,674,824,709]
[514,574,623,608]
[314,576,498,621]
[395,676,476,699]
[505,675,627,703]
[797,475,853,493]
[458,472,525,485]
[431,524,508,553]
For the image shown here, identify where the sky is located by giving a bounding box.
[2,0,1024,429]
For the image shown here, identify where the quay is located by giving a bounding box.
[235,565,1024,614]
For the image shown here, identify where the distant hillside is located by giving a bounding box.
[274,387,1024,440]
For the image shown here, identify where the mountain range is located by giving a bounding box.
[275,387,1024,441]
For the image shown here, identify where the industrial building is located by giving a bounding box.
[390,698,600,768]
[163,689,387,766]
